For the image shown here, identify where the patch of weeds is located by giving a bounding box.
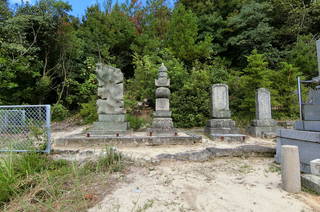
[302,186,319,195]
[238,164,254,174]
[1,147,127,211]
[266,163,281,173]
[134,199,155,212]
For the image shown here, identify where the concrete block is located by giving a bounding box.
[295,120,320,132]
[303,104,320,121]
[281,145,301,193]
[248,126,277,137]
[310,159,320,176]
[301,174,320,194]
[278,129,320,143]
[98,114,126,122]
[206,119,236,128]
[276,136,320,173]
[211,110,231,119]
[251,119,277,127]
[208,134,246,142]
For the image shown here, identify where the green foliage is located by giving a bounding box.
[231,50,275,118]
[126,114,146,130]
[79,97,98,124]
[172,60,229,127]
[0,148,125,209]
[0,152,68,205]
[288,34,318,78]
[272,62,301,119]
[166,3,212,63]
[1,0,319,127]
[52,103,69,121]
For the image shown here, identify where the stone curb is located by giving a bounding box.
[157,145,275,161]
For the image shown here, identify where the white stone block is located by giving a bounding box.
[156,98,169,111]
[281,145,301,193]
[310,159,320,176]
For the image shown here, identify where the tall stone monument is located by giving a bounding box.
[150,63,176,136]
[276,40,320,173]
[249,88,277,137]
[205,84,245,142]
[88,63,128,135]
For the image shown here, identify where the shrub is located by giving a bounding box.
[51,103,69,121]
[126,114,146,130]
[79,97,98,124]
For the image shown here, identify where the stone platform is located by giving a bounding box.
[275,129,320,173]
[54,132,202,148]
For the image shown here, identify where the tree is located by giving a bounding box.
[166,3,212,63]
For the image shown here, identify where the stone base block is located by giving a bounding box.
[152,118,174,129]
[251,119,277,127]
[295,120,320,132]
[98,114,125,122]
[301,174,320,194]
[208,134,246,143]
[87,121,128,136]
[206,119,236,128]
[151,118,176,136]
[248,126,277,137]
[275,129,320,173]
[212,110,231,119]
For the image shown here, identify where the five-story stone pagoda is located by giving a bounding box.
[149,63,177,136]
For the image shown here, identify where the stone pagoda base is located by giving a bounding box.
[87,114,128,136]
[149,117,176,136]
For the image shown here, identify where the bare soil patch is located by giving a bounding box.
[90,157,317,212]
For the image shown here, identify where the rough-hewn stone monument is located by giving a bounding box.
[88,63,128,135]
[150,63,176,136]
[205,84,246,142]
[249,88,277,137]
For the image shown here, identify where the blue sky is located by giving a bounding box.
[9,0,175,17]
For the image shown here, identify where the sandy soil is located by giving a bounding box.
[89,158,317,212]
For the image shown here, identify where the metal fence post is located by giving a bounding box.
[45,105,51,153]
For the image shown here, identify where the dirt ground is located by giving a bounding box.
[89,158,319,212]
[51,126,320,212]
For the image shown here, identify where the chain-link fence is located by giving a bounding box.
[0,105,51,153]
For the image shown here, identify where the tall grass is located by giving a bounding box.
[0,147,124,210]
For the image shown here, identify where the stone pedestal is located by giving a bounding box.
[205,84,245,142]
[150,64,176,136]
[88,114,129,135]
[249,88,277,137]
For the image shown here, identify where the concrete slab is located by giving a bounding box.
[301,174,320,194]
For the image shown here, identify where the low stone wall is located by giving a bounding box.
[54,134,202,147]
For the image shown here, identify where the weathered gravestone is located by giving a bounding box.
[205,84,246,142]
[88,63,128,135]
[150,63,176,136]
[249,88,277,137]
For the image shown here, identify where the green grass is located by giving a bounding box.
[0,147,125,211]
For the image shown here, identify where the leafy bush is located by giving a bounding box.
[126,114,146,130]
[79,97,98,124]
[171,61,229,127]
[52,103,69,121]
